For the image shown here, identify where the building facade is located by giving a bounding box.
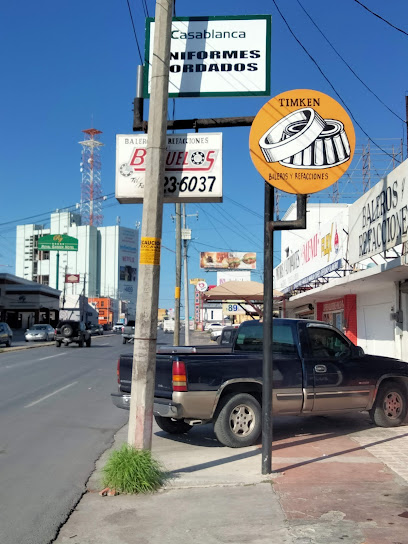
[16,212,139,323]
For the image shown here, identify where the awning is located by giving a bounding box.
[202,281,283,317]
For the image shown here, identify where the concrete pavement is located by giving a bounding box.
[54,410,408,544]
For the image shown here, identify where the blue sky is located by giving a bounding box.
[1,0,407,314]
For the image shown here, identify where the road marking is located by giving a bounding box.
[24,381,78,408]
[37,353,66,361]
[98,343,110,346]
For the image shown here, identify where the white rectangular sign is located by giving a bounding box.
[348,160,408,264]
[144,15,271,97]
[274,213,346,293]
[115,133,223,203]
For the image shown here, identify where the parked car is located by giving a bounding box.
[89,324,104,336]
[25,324,55,342]
[55,320,91,347]
[0,322,13,347]
[113,322,124,332]
[113,318,408,448]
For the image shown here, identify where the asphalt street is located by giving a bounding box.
[0,332,145,544]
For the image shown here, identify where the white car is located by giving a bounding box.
[113,323,124,332]
[25,324,55,342]
[205,322,223,333]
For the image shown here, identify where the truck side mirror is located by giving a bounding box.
[351,345,365,357]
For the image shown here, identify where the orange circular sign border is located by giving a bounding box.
[249,89,355,194]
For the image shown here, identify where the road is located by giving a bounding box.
[0,332,179,544]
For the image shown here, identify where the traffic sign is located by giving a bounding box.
[249,89,355,194]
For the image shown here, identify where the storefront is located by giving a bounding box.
[317,295,357,344]
[0,273,60,329]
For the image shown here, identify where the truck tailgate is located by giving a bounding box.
[155,354,174,399]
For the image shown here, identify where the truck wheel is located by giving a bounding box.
[154,416,192,434]
[86,338,91,347]
[214,393,261,448]
[122,337,127,344]
[78,339,84,348]
[55,340,61,348]
[370,382,408,427]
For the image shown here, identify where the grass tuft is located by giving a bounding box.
[102,444,168,494]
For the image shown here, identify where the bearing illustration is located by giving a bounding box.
[259,108,351,169]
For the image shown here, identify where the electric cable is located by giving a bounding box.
[296,0,405,123]
[272,0,402,164]
[125,0,143,63]
[353,0,408,37]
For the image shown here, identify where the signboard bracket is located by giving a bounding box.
[133,115,254,133]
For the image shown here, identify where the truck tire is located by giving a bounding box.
[78,339,84,348]
[154,416,192,434]
[86,337,91,347]
[214,393,261,448]
[61,324,73,338]
[55,340,61,347]
[370,381,408,427]
[122,337,127,344]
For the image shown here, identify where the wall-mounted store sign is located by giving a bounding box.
[144,15,271,98]
[348,160,408,264]
[274,212,346,293]
[115,133,222,203]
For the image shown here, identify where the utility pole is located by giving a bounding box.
[128,0,173,451]
[174,203,181,345]
[182,204,190,345]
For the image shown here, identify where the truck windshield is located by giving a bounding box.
[235,323,297,354]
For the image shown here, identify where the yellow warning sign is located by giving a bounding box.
[140,237,161,265]
[249,89,355,194]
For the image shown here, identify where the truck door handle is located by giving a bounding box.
[314,365,327,373]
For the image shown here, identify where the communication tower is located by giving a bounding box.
[79,128,104,226]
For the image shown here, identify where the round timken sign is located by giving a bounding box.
[249,89,355,194]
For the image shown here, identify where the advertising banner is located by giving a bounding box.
[200,251,257,270]
[144,15,271,98]
[274,213,346,293]
[348,160,408,264]
[118,229,138,309]
[116,133,222,203]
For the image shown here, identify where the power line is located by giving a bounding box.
[353,0,408,37]
[296,0,405,124]
[125,0,143,63]
[272,0,402,164]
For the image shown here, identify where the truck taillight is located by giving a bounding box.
[172,360,187,392]
[117,359,120,384]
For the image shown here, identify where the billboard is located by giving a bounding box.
[116,133,222,204]
[274,213,346,293]
[200,252,256,270]
[348,160,408,264]
[144,15,271,98]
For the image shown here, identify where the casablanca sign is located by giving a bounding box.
[249,89,355,194]
[144,15,271,98]
[38,234,78,251]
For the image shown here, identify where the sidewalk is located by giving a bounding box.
[55,413,408,544]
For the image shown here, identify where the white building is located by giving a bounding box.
[15,211,139,321]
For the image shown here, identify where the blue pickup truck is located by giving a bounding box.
[112,319,408,448]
